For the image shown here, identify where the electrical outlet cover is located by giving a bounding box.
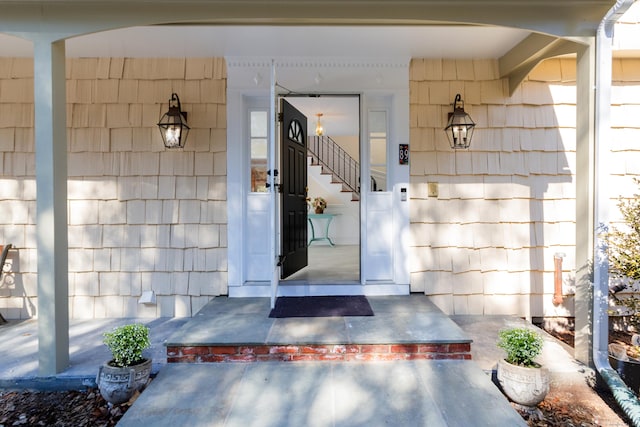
[428,182,438,197]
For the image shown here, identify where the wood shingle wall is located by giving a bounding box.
[1,54,638,321]
[0,57,227,319]
[409,57,640,318]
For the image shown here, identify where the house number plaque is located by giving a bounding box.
[399,144,409,165]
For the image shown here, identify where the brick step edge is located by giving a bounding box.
[167,343,472,363]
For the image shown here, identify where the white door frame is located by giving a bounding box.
[268,61,279,308]
[227,57,411,298]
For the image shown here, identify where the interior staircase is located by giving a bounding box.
[308,158,359,202]
[308,135,360,202]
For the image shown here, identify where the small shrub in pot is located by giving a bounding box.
[103,323,150,367]
[97,323,152,405]
[496,327,549,408]
[497,327,544,367]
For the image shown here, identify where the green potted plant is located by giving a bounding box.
[496,327,549,408]
[96,323,151,405]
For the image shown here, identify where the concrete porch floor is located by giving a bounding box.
[120,295,527,426]
[0,295,596,426]
[165,296,472,362]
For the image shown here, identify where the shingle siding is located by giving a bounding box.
[409,55,640,317]
[0,57,227,319]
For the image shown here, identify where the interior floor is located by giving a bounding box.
[283,244,359,284]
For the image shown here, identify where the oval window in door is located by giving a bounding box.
[288,119,305,144]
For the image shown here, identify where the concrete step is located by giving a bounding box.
[117,361,527,427]
[164,296,473,364]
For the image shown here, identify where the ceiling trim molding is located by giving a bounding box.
[226,56,410,92]
[226,57,409,70]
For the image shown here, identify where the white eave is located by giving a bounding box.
[0,0,624,94]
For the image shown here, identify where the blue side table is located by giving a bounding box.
[307,213,338,246]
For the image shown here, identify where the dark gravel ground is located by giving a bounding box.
[0,388,133,426]
[518,385,630,426]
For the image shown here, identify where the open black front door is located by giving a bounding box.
[280,99,308,279]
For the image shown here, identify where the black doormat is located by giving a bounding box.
[268,296,374,318]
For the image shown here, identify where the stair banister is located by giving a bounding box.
[308,135,360,197]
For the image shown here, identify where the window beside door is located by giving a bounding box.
[250,110,268,192]
[369,110,387,192]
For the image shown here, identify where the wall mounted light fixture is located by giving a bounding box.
[157,93,190,149]
[444,94,475,149]
[315,113,324,136]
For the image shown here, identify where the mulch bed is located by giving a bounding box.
[0,388,135,426]
[518,388,629,426]
[526,325,633,426]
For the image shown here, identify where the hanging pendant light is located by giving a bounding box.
[157,93,190,149]
[315,113,324,136]
[444,94,475,149]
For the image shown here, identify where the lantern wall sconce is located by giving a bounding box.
[444,94,475,149]
[157,93,190,149]
[315,113,324,136]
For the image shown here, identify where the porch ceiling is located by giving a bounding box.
[1,25,532,59]
[0,1,620,101]
[0,1,617,38]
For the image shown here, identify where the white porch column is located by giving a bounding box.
[574,37,596,367]
[33,37,69,375]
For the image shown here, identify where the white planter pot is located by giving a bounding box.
[497,358,550,407]
[96,358,152,405]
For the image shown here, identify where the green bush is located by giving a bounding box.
[103,323,150,367]
[497,327,543,368]
[608,178,640,330]
[609,178,640,283]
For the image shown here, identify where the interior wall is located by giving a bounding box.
[331,136,359,160]
[0,57,228,319]
[306,133,360,246]
[307,160,360,246]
